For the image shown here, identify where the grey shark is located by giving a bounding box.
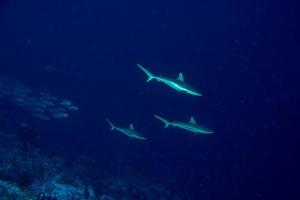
[137,64,202,96]
[154,115,214,134]
[106,119,147,140]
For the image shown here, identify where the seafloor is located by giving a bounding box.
[0,77,181,200]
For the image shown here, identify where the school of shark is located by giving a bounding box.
[106,64,214,140]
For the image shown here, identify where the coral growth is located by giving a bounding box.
[100,177,181,200]
[0,179,30,200]
[0,131,95,200]
[0,129,181,199]
[31,177,96,200]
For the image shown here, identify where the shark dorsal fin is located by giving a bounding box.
[189,116,196,124]
[129,123,135,130]
[177,73,184,82]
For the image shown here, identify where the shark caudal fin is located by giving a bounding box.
[106,119,116,131]
[137,64,156,82]
[154,115,171,128]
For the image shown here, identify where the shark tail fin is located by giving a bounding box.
[106,119,116,131]
[137,64,156,82]
[154,115,170,128]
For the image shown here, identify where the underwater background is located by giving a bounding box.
[0,0,299,199]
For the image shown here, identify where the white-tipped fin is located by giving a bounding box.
[129,123,135,130]
[154,115,171,128]
[137,64,156,82]
[189,116,196,124]
[177,73,184,82]
[106,119,116,130]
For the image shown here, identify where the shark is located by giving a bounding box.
[154,115,214,134]
[106,119,147,140]
[137,64,202,96]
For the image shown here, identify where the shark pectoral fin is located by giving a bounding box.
[189,116,196,124]
[177,72,184,82]
[129,123,135,130]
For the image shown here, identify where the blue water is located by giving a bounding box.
[0,0,299,199]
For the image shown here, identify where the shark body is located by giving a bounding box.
[106,119,147,140]
[137,64,202,96]
[154,115,214,134]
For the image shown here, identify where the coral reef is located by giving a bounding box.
[0,131,95,200]
[0,131,64,187]
[0,179,30,200]
[0,129,181,199]
[100,177,181,200]
[31,177,96,200]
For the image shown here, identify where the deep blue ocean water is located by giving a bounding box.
[0,0,299,199]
